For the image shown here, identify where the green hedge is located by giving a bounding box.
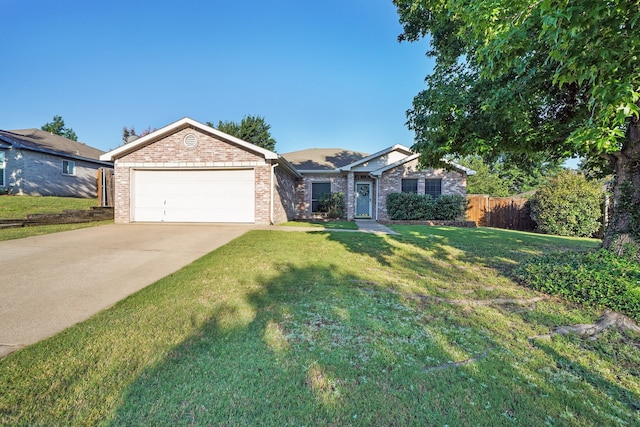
[529,170,603,237]
[514,248,640,322]
[387,193,466,221]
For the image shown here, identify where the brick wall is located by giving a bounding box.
[297,173,348,219]
[273,166,299,223]
[113,126,274,223]
[376,158,467,221]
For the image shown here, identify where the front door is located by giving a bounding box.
[355,182,371,218]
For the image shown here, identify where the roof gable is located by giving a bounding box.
[369,154,476,177]
[340,144,414,171]
[0,129,107,162]
[100,117,278,161]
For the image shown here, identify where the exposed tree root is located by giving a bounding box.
[417,294,547,307]
[529,310,640,340]
[424,347,494,372]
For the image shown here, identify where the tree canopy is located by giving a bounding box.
[394,0,640,254]
[207,115,276,152]
[41,115,77,141]
[122,126,155,144]
[457,155,563,197]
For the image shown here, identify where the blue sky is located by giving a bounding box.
[1,0,433,155]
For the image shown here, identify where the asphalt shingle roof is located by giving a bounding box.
[281,148,370,171]
[0,128,105,161]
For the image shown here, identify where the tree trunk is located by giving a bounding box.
[602,114,640,257]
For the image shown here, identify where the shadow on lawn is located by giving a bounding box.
[534,340,640,412]
[107,263,495,425]
[103,228,637,426]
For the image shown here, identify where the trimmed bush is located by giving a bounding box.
[514,247,640,322]
[387,193,466,221]
[434,194,467,220]
[316,192,345,219]
[529,170,603,237]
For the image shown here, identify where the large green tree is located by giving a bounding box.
[394,0,640,254]
[41,115,78,141]
[457,155,563,196]
[206,115,276,152]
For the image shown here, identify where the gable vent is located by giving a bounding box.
[183,133,198,149]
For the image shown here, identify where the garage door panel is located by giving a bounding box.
[133,170,255,223]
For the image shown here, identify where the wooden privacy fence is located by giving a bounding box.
[97,168,115,207]
[466,194,536,231]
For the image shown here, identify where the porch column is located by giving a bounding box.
[346,172,355,220]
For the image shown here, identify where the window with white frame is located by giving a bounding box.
[311,182,331,212]
[62,160,75,176]
[401,178,418,193]
[0,151,5,187]
[425,178,442,198]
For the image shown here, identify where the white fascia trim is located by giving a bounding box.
[367,154,477,177]
[100,117,278,161]
[296,169,344,175]
[276,155,303,178]
[340,144,414,171]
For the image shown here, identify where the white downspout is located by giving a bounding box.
[375,176,379,221]
[270,163,277,225]
[369,173,379,221]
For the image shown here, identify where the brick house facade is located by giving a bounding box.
[283,145,472,221]
[101,118,473,224]
[102,118,300,224]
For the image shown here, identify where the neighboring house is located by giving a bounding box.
[0,129,112,198]
[100,117,474,224]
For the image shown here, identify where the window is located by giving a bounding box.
[311,182,331,212]
[62,160,75,175]
[425,178,442,198]
[401,178,418,193]
[0,151,5,187]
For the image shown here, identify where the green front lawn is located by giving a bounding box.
[1,227,638,426]
[0,195,98,219]
[279,220,359,230]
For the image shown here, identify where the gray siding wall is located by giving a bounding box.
[2,148,100,198]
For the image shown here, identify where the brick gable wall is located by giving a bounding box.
[113,126,275,223]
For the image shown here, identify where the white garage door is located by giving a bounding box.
[133,169,255,223]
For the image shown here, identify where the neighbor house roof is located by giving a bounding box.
[100,117,279,162]
[0,128,109,164]
[281,148,370,172]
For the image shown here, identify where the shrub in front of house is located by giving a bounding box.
[433,194,467,220]
[529,170,603,237]
[316,192,345,219]
[387,193,466,221]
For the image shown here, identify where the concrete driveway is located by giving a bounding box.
[0,223,255,358]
